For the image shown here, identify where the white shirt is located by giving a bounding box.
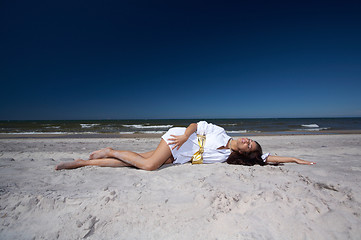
[162,121,232,164]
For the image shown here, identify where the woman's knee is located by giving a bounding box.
[142,161,158,171]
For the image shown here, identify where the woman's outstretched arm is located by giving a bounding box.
[266,155,315,165]
[167,123,197,150]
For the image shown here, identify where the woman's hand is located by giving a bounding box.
[168,134,188,150]
[295,158,316,165]
[167,123,197,150]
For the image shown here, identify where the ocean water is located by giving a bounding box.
[1,118,361,136]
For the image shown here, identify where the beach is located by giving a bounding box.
[1,134,361,239]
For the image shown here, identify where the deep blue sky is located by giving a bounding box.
[1,0,361,120]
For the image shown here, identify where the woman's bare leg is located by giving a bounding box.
[89,147,113,160]
[102,139,173,170]
[89,147,155,160]
[89,149,173,164]
[55,140,173,171]
[89,149,154,160]
[55,158,131,170]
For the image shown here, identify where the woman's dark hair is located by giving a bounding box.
[226,141,266,166]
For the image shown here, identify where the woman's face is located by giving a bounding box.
[236,138,257,153]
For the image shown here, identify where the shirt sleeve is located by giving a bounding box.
[197,121,227,135]
[261,153,270,162]
[197,121,231,148]
[196,121,209,135]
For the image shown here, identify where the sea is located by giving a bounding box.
[1,118,361,136]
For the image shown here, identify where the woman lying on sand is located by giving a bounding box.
[55,121,315,171]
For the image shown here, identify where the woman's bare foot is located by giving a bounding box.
[55,159,86,170]
[89,147,113,160]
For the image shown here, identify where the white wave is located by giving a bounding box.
[295,127,330,132]
[304,127,330,131]
[3,131,96,135]
[223,123,237,126]
[45,126,60,129]
[226,130,248,134]
[119,131,165,134]
[4,132,68,135]
[123,124,173,129]
[142,131,166,134]
[80,124,100,128]
[302,124,319,128]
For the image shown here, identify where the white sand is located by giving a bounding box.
[0,135,361,239]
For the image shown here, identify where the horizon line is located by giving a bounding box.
[1,116,361,121]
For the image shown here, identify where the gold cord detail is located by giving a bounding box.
[191,134,206,164]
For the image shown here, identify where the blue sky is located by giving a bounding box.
[1,0,361,120]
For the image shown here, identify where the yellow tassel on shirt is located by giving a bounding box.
[191,134,206,164]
